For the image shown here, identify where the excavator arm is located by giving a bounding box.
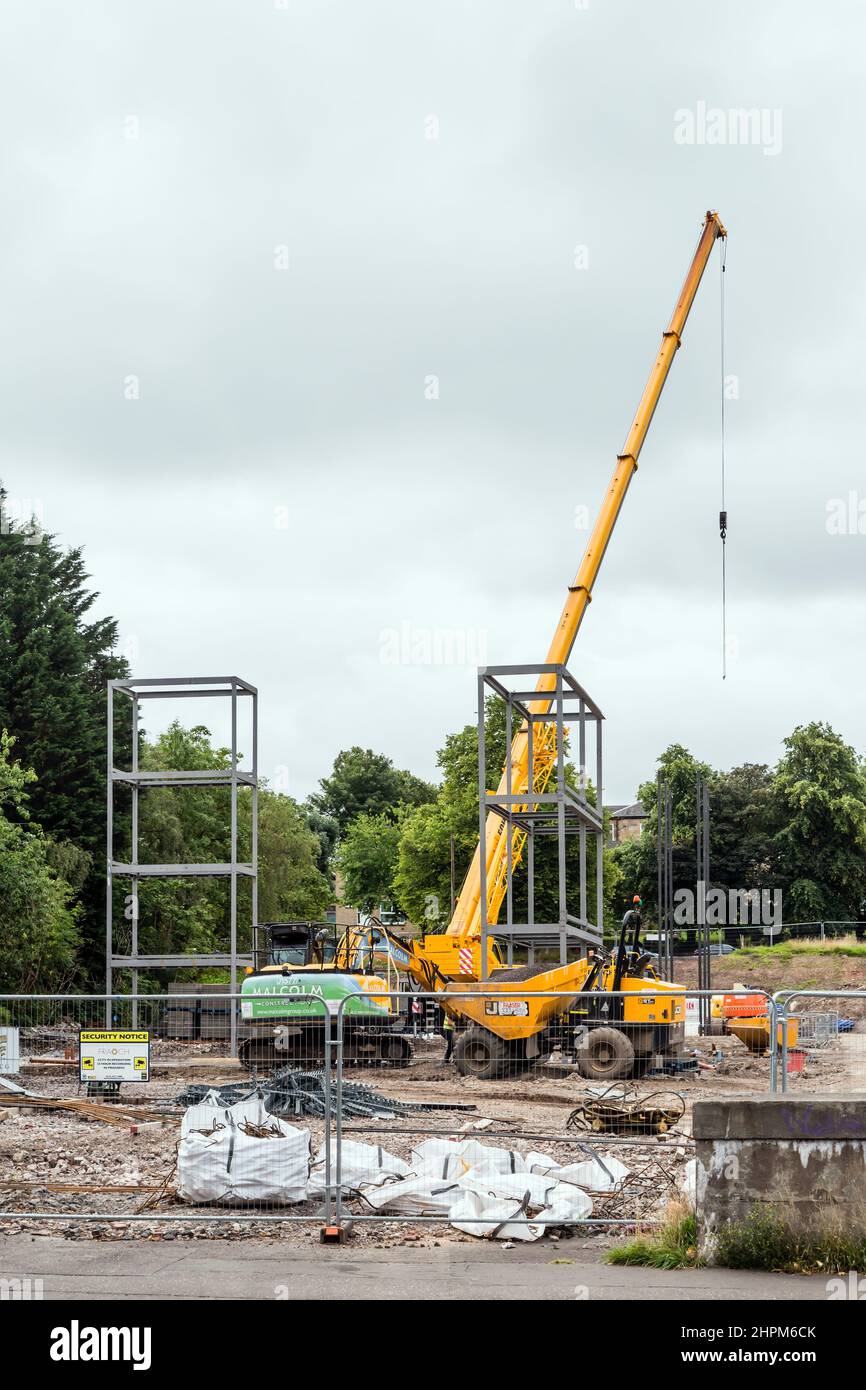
[447,210,727,943]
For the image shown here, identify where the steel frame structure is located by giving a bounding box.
[656,775,675,981]
[106,676,258,1053]
[695,770,712,1035]
[477,663,604,977]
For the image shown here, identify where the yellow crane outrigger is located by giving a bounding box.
[300,212,726,1080]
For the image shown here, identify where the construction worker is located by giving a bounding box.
[441,1009,455,1063]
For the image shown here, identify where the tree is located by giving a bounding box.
[312,746,435,835]
[615,729,866,933]
[770,721,866,920]
[257,792,331,922]
[131,724,235,961]
[304,804,340,879]
[708,763,777,893]
[334,811,404,916]
[393,801,454,927]
[393,698,620,934]
[0,486,128,981]
[126,724,330,975]
[620,744,714,919]
[0,731,81,992]
[636,744,713,840]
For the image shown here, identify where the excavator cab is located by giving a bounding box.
[254,922,338,972]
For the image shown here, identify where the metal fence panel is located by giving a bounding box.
[11,983,861,1235]
[327,987,776,1240]
[0,993,332,1229]
[771,990,866,1094]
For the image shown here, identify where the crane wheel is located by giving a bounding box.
[453,1026,509,1080]
[576,1027,635,1081]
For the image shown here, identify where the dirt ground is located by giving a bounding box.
[3,1012,864,1249]
[674,953,866,1013]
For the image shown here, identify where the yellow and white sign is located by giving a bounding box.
[78,1030,150,1083]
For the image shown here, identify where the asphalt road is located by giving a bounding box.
[0,1235,832,1300]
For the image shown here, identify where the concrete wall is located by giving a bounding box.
[693,1096,866,1260]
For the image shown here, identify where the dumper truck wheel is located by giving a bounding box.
[577,1027,635,1081]
[453,1026,509,1080]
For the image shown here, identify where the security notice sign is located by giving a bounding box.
[79,1030,150,1083]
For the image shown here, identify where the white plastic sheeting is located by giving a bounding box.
[307,1139,409,1198]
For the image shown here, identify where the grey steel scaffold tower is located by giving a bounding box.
[106,676,258,1054]
[477,662,605,978]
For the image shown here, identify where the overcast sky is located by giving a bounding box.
[2,0,864,803]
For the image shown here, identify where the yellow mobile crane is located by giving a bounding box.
[242,212,726,1079]
[401,211,726,1077]
[449,210,727,949]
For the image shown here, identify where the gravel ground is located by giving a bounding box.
[1,1029,862,1248]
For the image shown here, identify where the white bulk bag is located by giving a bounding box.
[461,1165,560,1207]
[410,1138,526,1179]
[308,1140,409,1197]
[535,1182,594,1224]
[358,1170,466,1215]
[179,1091,257,1137]
[524,1151,561,1176]
[178,1096,311,1205]
[680,1157,698,1210]
[449,1190,544,1242]
[554,1155,629,1192]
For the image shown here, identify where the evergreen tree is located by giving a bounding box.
[0,732,81,991]
[0,486,128,981]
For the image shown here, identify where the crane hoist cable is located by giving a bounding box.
[719,235,728,679]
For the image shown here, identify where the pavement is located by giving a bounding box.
[0,1234,832,1300]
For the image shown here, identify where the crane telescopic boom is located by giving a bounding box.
[447,210,727,942]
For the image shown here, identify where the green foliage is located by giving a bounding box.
[606,1208,699,1269]
[708,763,776,893]
[312,746,435,836]
[393,801,454,927]
[123,723,330,974]
[0,731,81,991]
[614,726,866,932]
[621,744,712,919]
[0,486,128,980]
[130,724,236,962]
[392,698,621,933]
[730,937,866,962]
[257,792,331,922]
[304,805,340,879]
[770,722,866,920]
[637,744,713,837]
[712,1204,866,1274]
[335,811,404,916]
